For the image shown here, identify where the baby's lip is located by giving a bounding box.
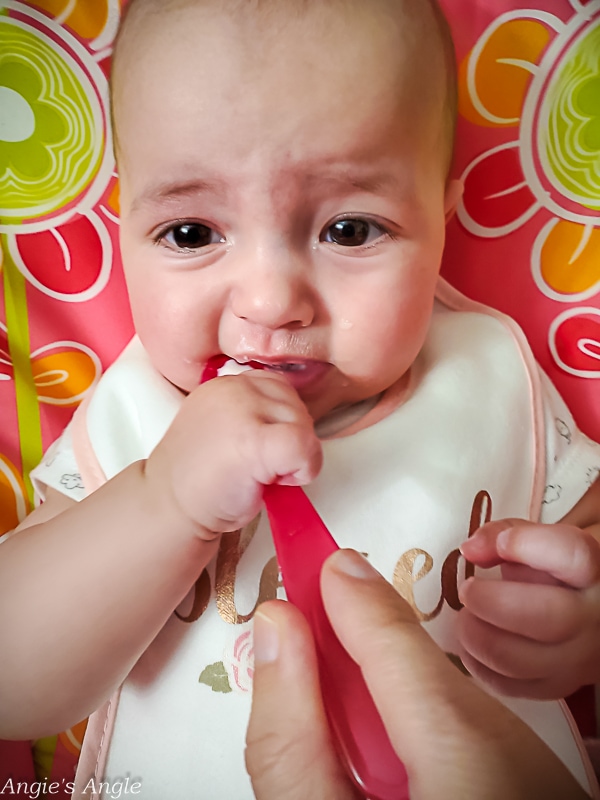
[247,358,331,391]
[242,357,311,370]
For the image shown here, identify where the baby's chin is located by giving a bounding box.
[155,364,202,396]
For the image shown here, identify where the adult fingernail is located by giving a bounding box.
[328,549,380,579]
[253,608,279,664]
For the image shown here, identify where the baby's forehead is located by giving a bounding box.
[112,0,455,172]
[114,0,445,81]
[115,2,446,110]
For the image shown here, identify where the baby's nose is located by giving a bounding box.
[230,251,315,330]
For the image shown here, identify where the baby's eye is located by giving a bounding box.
[160,222,224,251]
[321,218,385,247]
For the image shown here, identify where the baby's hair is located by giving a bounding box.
[111,0,457,174]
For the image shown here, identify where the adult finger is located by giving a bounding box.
[320,550,588,800]
[245,600,355,800]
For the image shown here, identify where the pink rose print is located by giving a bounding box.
[224,629,255,694]
[198,628,256,695]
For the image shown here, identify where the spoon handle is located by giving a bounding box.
[264,483,410,800]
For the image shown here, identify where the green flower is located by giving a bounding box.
[575,75,600,152]
[0,18,103,222]
[544,23,600,209]
[0,61,65,179]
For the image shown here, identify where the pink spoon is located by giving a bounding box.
[202,358,409,799]
[264,483,410,799]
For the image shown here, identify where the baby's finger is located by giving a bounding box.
[246,602,354,800]
[458,578,582,642]
[459,518,527,568]
[259,420,323,485]
[238,369,307,408]
[457,650,559,700]
[499,562,564,586]
[494,524,600,589]
[457,611,563,681]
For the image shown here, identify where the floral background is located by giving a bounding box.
[442,0,600,440]
[0,0,598,790]
[0,0,132,789]
[0,0,132,543]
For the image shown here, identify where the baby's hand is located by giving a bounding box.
[145,371,322,538]
[458,519,600,699]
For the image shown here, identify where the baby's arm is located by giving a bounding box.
[458,477,600,699]
[0,371,321,739]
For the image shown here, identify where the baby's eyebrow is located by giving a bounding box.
[304,166,411,200]
[315,171,393,193]
[129,167,406,215]
[130,178,227,211]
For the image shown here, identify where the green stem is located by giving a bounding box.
[2,235,42,505]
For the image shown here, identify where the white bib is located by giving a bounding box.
[70,285,597,798]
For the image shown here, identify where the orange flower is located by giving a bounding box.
[31,343,101,407]
[0,454,30,535]
[457,6,600,305]
[58,718,89,758]
[27,0,119,43]
[0,335,101,406]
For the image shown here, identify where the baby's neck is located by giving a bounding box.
[315,394,382,438]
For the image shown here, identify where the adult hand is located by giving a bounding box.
[245,549,589,800]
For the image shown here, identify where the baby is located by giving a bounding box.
[1,0,600,796]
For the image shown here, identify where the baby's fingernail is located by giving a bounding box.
[496,529,512,552]
[253,609,279,664]
[459,538,475,556]
[328,549,380,579]
[458,576,474,603]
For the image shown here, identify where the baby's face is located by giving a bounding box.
[116,3,460,421]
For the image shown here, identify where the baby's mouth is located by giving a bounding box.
[202,355,328,389]
[248,360,307,373]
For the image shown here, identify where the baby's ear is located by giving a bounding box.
[444,178,463,224]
